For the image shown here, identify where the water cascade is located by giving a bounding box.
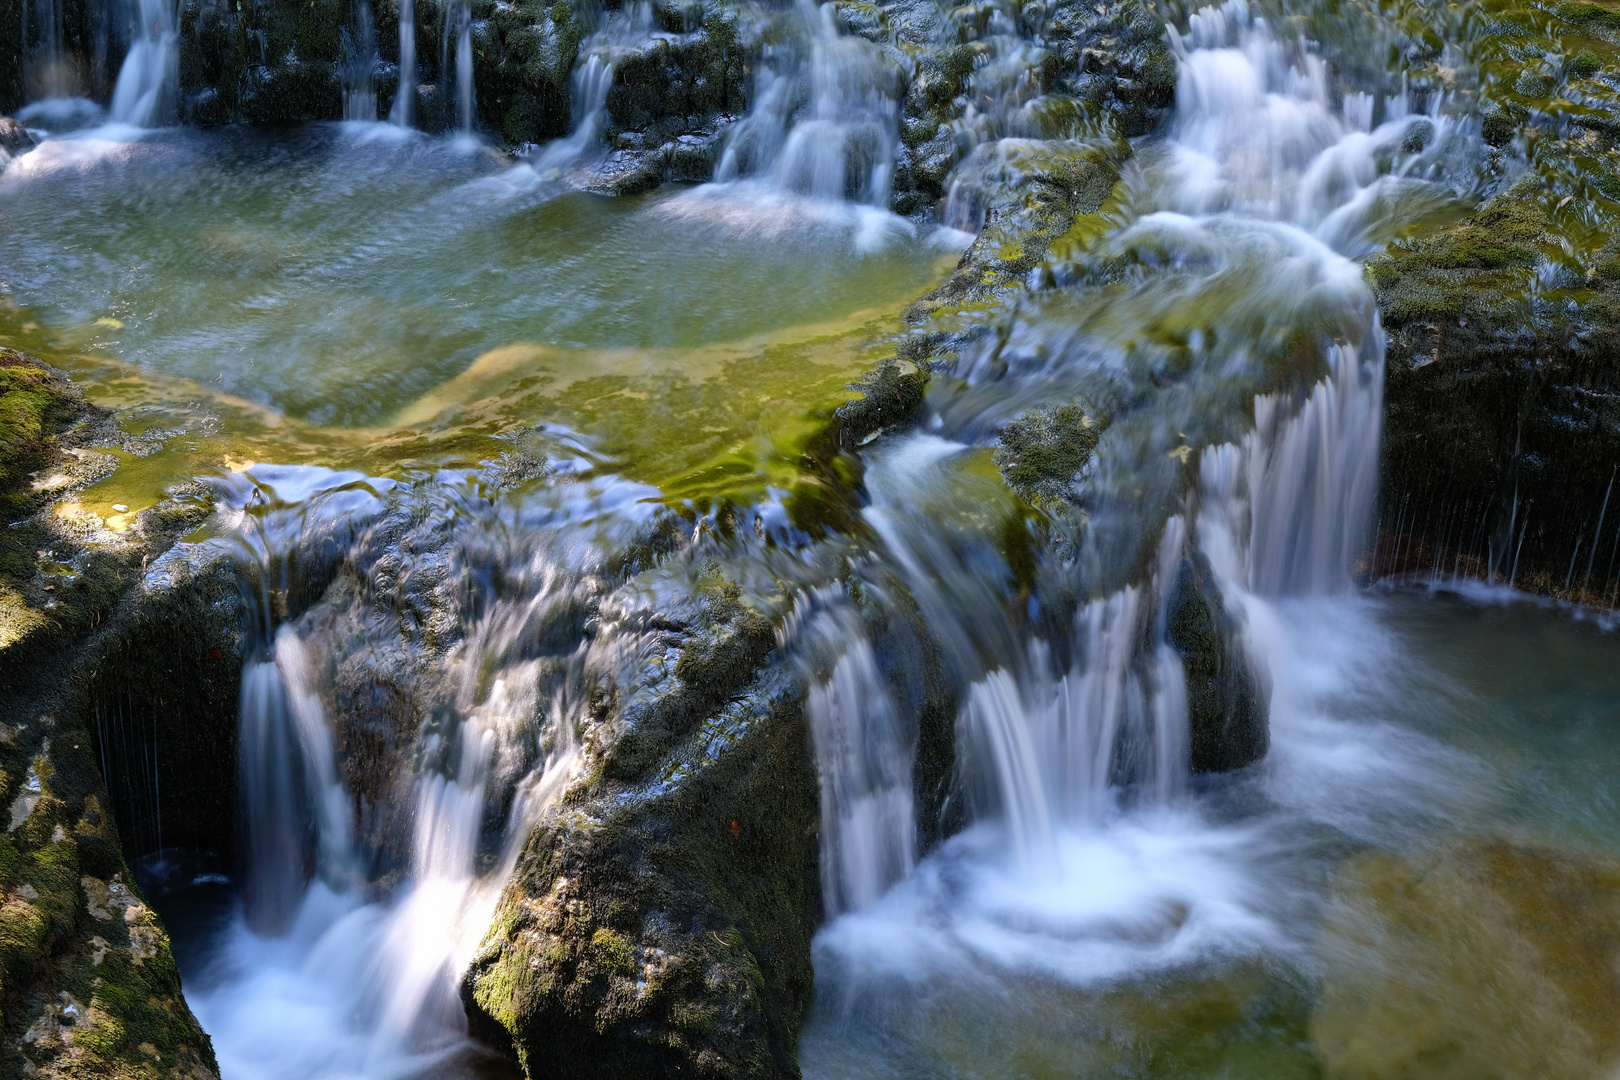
[389,0,416,126]
[108,0,177,126]
[713,0,899,203]
[803,0,1463,921]
[13,0,1620,1070]
[341,0,381,123]
[530,3,657,172]
[182,468,638,1077]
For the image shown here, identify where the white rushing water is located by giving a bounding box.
[713,0,899,204]
[804,0,1469,1003]
[174,467,687,1079]
[390,0,418,127]
[109,0,178,127]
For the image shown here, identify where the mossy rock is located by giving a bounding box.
[1374,186,1620,601]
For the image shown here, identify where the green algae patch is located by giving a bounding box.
[0,352,83,522]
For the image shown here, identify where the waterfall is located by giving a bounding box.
[713,0,899,204]
[23,0,72,101]
[184,468,628,1078]
[455,0,474,132]
[341,0,381,123]
[529,3,656,173]
[108,0,177,127]
[388,0,416,126]
[807,0,1450,882]
[790,591,917,916]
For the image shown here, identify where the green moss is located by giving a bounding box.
[0,352,83,521]
[995,403,1103,505]
[1570,47,1606,78]
[590,927,635,975]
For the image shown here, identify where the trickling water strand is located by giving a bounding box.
[341,0,380,123]
[389,0,416,126]
[531,4,656,173]
[455,0,475,133]
[789,591,917,915]
[23,0,72,101]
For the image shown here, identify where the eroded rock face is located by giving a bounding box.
[1314,840,1620,1080]
[1376,187,1620,603]
[0,349,235,1079]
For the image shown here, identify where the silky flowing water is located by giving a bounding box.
[5,0,1620,1075]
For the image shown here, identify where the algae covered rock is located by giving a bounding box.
[462,585,819,1080]
[0,350,228,1078]
[1375,187,1620,601]
[1313,839,1620,1080]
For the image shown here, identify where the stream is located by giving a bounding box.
[4,0,1620,1075]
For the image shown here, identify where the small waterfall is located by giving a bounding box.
[108,0,177,126]
[238,629,356,933]
[341,0,381,123]
[440,0,476,133]
[23,0,73,101]
[530,3,656,172]
[789,591,917,916]
[388,0,416,126]
[713,0,899,204]
[189,469,623,1076]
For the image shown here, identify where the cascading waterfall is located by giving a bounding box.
[713,0,898,203]
[806,0,1458,908]
[341,0,381,123]
[108,0,177,126]
[530,3,656,172]
[389,0,417,126]
[181,470,647,1078]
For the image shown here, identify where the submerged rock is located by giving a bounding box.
[1313,839,1620,1080]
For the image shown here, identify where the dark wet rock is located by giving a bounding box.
[605,14,746,138]
[463,655,819,1080]
[1314,839,1620,1080]
[1167,552,1268,774]
[0,351,224,1080]
[1375,186,1620,603]
[882,0,1171,217]
[0,118,34,166]
[579,148,667,196]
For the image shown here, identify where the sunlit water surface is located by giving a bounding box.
[0,122,963,510]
